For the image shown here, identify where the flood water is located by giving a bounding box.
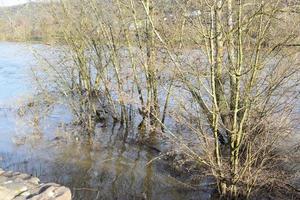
[0,42,211,199]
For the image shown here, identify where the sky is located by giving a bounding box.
[0,0,31,7]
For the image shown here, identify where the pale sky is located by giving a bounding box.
[0,0,31,7]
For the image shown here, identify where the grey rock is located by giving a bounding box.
[0,169,71,200]
[28,183,72,200]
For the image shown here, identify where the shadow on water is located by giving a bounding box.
[0,42,212,199]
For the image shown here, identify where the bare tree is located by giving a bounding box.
[31,0,300,198]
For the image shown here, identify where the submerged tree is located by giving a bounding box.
[36,0,300,198]
[159,0,300,198]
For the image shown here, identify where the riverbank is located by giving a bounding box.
[0,168,71,200]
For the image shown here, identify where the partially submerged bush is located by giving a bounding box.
[35,0,300,198]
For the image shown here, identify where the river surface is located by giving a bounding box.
[0,42,211,199]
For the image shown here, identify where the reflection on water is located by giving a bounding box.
[1,125,208,200]
[0,42,211,199]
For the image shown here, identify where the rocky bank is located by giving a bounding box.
[0,168,71,200]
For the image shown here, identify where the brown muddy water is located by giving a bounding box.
[0,42,213,199]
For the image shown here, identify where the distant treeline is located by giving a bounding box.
[0,2,61,42]
[0,1,299,45]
